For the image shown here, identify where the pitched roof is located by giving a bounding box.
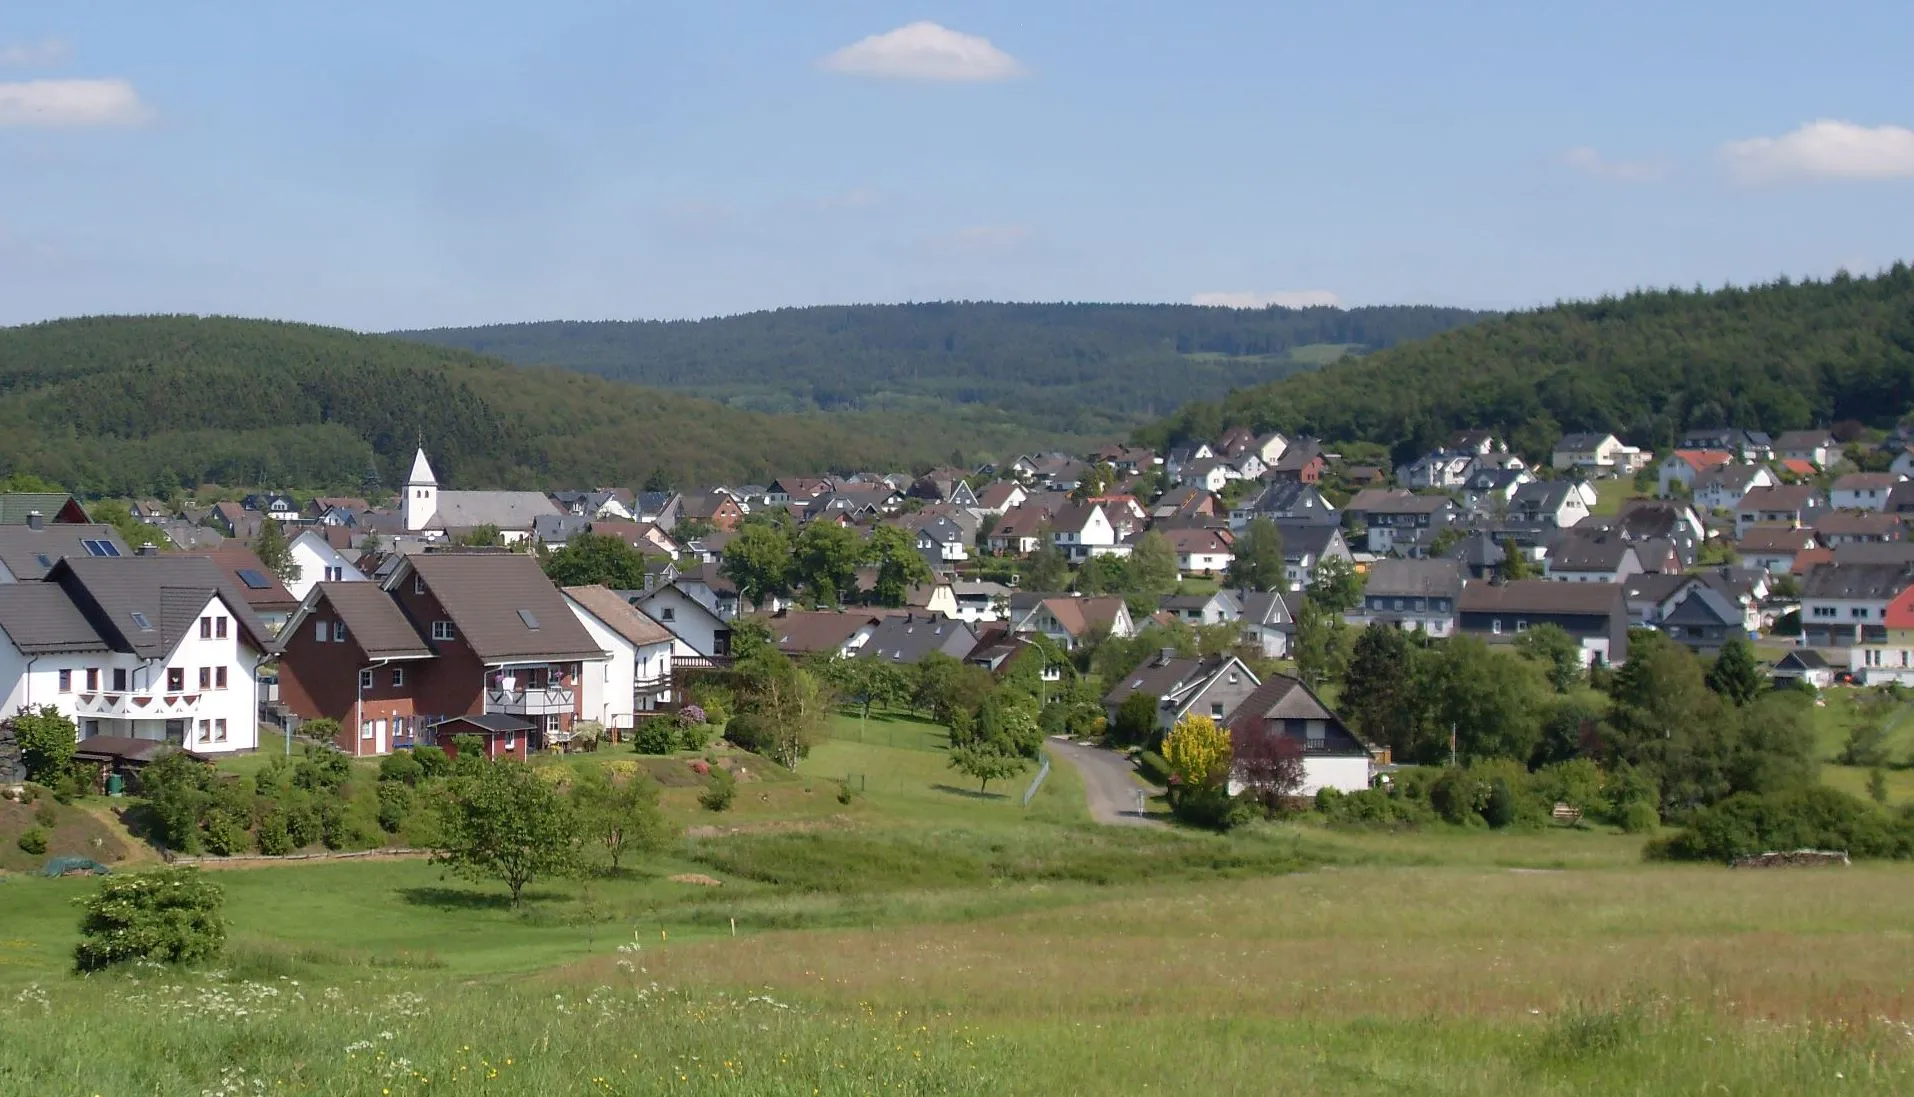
[1774,430,1835,449]
[430,491,561,532]
[1547,531,1638,573]
[0,583,111,654]
[192,547,298,611]
[1458,579,1625,616]
[1778,458,1819,479]
[975,482,1024,510]
[1159,526,1234,554]
[1812,512,1904,537]
[309,581,433,659]
[563,584,674,649]
[1738,484,1822,511]
[0,493,88,525]
[761,609,886,654]
[1737,526,1819,554]
[1102,651,1251,709]
[1831,542,1914,566]
[1832,472,1903,492]
[399,552,605,663]
[857,614,977,664]
[1348,489,1451,515]
[1661,586,1741,629]
[0,523,131,581]
[1227,675,1369,755]
[433,712,535,734]
[1670,449,1734,472]
[1799,562,1914,601]
[1554,432,1617,450]
[1272,521,1342,560]
[46,555,276,657]
[1364,557,1463,597]
[407,449,437,485]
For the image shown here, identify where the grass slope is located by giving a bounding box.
[395,302,1490,438]
[0,316,1053,498]
[1148,264,1914,459]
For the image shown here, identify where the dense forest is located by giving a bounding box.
[0,317,1031,498]
[395,302,1490,437]
[1144,265,1914,462]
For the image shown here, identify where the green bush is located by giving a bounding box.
[411,746,451,778]
[292,745,350,793]
[255,810,294,855]
[631,719,682,755]
[283,800,322,848]
[73,868,227,972]
[33,801,58,829]
[1429,768,1490,825]
[376,782,412,834]
[721,713,770,755]
[8,705,77,785]
[1649,785,1914,863]
[1169,784,1247,830]
[677,719,711,752]
[1619,800,1662,834]
[201,809,251,856]
[16,827,47,855]
[379,751,425,787]
[1315,786,1431,827]
[698,766,737,812]
[687,682,733,724]
[1482,779,1518,828]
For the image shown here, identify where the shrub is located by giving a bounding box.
[836,782,857,805]
[282,800,323,849]
[680,704,708,726]
[1649,785,1914,863]
[379,751,425,787]
[376,781,413,834]
[201,810,251,856]
[255,810,294,855]
[686,683,732,724]
[8,705,77,785]
[677,719,710,752]
[292,745,350,793]
[1618,800,1662,834]
[1170,784,1248,830]
[16,827,47,855]
[631,719,682,755]
[411,746,451,778]
[250,756,289,797]
[1429,768,1491,825]
[74,868,227,972]
[698,766,737,812]
[34,801,58,829]
[722,713,770,755]
[299,717,342,745]
[1316,786,1430,827]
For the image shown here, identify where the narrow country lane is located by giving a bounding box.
[1047,737,1164,827]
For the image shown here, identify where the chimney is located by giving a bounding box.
[1158,647,1178,666]
[137,545,159,557]
[25,511,43,531]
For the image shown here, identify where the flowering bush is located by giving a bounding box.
[74,867,227,972]
[679,705,707,725]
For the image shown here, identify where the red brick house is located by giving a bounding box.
[277,550,608,756]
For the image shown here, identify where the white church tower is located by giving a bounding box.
[403,448,439,532]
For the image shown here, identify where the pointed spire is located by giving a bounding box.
[407,447,437,486]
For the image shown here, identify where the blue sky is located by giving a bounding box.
[3,1,1912,330]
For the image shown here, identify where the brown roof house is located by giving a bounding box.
[276,550,608,756]
[1226,675,1372,796]
[1008,594,1137,650]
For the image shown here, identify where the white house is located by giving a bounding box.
[562,585,676,732]
[1658,451,1732,497]
[1226,675,1372,797]
[1552,433,1648,476]
[1775,431,1838,470]
[284,528,367,602]
[630,582,734,661]
[1692,464,1777,512]
[0,556,273,753]
[1050,502,1120,562]
[1830,473,1905,512]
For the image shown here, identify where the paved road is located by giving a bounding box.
[1048,737,1164,827]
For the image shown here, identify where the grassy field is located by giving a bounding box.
[1589,477,1645,517]
[1810,688,1914,805]
[4,717,1914,1094]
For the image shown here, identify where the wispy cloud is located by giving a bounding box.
[819,22,1024,83]
[0,39,71,69]
[1192,290,1342,310]
[1560,146,1668,183]
[0,78,154,128]
[918,224,1031,260]
[1720,120,1914,183]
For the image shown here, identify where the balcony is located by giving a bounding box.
[486,686,575,716]
[74,693,204,718]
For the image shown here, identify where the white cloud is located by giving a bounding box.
[1720,120,1914,183]
[819,22,1024,82]
[1192,290,1343,310]
[1561,146,1668,183]
[0,39,71,69]
[919,224,1031,259]
[0,78,153,128]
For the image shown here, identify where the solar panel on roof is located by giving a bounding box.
[82,539,121,557]
[236,569,273,589]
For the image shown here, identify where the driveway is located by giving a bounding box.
[1048,738,1164,827]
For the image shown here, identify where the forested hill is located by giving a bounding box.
[393,302,1490,437]
[1143,265,1914,462]
[0,316,1015,498]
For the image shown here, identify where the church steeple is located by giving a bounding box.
[403,447,439,531]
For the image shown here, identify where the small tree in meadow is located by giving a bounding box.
[74,868,227,972]
[1162,713,1231,792]
[432,759,579,907]
[948,741,1026,795]
[569,766,674,873]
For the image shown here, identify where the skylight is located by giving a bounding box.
[82,539,121,557]
[517,609,540,630]
[130,611,152,631]
[34,554,50,569]
[236,568,273,589]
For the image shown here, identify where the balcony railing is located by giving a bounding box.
[485,686,575,715]
[74,692,205,717]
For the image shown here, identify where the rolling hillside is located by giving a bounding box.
[0,316,1030,498]
[394,302,1491,437]
[1144,265,1914,462]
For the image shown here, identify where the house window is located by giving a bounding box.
[1491,619,1503,635]
[361,720,375,740]
[167,667,185,692]
[546,713,563,733]
[359,669,374,690]
[316,620,329,642]
[215,719,227,742]
[325,566,344,582]
[333,621,347,642]
[197,719,212,743]
[112,668,126,692]
[1515,620,1528,633]
[503,734,516,752]
[432,620,456,641]
[86,668,99,691]
[1853,608,1869,620]
[414,576,426,595]
[216,617,227,639]
[200,616,212,639]
[58,669,71,693]
[392,667,405,687]
[199,667,212,690]
[216,667,228,689]
[1210,702,1225,718]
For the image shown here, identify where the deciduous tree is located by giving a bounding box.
[568,766,674,873]
[867,525,933,607]
[721,524,793,608]
[542,531,651,590]
[1224,517,1286,592]
[433,758,580,907]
